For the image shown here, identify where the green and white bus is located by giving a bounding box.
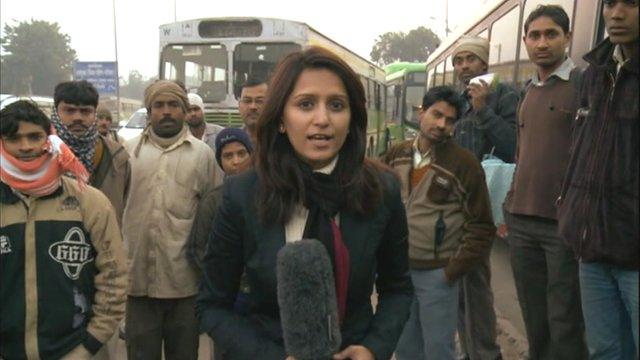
[158,17,387,151]
[382,62,427,151]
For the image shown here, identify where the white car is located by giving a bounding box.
[1,94,55,116]
[118,108,147,141]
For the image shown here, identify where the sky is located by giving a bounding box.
[1,0,489,80]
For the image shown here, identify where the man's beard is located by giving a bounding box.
[188,117,205,128]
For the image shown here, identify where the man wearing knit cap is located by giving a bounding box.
[451,35,519,360]
[187,127,253,360]
[122,80,216,360]
[187,92,225,187]
[96,105,125,144]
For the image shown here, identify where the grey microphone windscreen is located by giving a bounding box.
[276,239,342,360]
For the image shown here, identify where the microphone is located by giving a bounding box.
[276,239,342,360]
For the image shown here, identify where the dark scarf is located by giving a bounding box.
[51,108,98,173]
[301,163,350,324]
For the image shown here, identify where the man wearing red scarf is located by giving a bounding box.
[0,100,127,360]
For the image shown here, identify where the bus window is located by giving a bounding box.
[164,62,177,80]
[361,77,370,109]
[426,68,435,90]
[161,44,228,103]
[375,82,382,111]
[434,61,445,86]
[444,55,455,86]
[489,6,520,84]
[518,0,575,87]
[233,42,301,97]
[386,85,395,120]
[368,79,376,110]
[405,84,424,127]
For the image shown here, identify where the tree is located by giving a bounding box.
[1,19,77,96]
[119,70,157,101]
[370,27,441,66]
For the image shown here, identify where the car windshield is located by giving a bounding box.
[126,111,147,128]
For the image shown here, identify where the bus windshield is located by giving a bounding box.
[233,42,301,98]
[161,44,228,103]
[405,85,424,125]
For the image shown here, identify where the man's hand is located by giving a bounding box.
[285,357,296,360]
[467,79,490,112]
[333,345,375,360]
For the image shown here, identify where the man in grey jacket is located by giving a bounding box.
[451,35,519,360]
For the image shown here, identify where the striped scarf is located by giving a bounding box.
[0,135,89,197]
[51,108,98,173]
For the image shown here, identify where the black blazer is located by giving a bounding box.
[196,170,413,360]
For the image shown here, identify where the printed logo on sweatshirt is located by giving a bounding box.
[48,227,94,280]
[58,196,80,212]
[0,235,11,254]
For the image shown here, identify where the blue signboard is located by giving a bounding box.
[73,62,118,95]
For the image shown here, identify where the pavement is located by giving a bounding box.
[490,238,529,360]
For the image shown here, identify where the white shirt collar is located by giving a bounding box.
[412,137,432,169]
[613,44,628,74]
[531,57,576,86]
[314,155,338,175]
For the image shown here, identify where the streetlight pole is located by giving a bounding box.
[112,0,121,123]
[445,0,451,37]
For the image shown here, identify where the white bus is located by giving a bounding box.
[158,17,386,149]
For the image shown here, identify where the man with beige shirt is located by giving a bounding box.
[122,80,216,359]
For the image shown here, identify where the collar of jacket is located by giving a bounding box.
[584,37,639,74]
[396,137,453,162]
[0,181,64,204]
[100,136,129,168]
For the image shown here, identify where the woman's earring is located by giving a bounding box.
[279,123,285,133]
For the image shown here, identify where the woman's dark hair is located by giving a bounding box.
[53,80,99,108]
[0,100,51,137]
[422,86,465,121]
[256,46,383,224]
[524,5,571,35]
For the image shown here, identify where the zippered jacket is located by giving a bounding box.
[383,139,495,281]
[0,177,127,359]
[557,38,639,269]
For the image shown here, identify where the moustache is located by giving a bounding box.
[68,121,88,130]
[159,117,178,124]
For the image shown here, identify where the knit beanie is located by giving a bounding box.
[214,128,253,167]
[144,80,189,113]
[96,105,112,121]
[188,93,204,110]
[452,36,490,65]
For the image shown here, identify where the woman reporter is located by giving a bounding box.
[196,46,413,360]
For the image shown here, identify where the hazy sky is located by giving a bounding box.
[1,0,488,79]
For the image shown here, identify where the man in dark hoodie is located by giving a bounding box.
[557,0,638,358]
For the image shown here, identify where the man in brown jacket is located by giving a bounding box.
[385,86,495,360]
[52,81,130,226]
[503,6,587,359]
